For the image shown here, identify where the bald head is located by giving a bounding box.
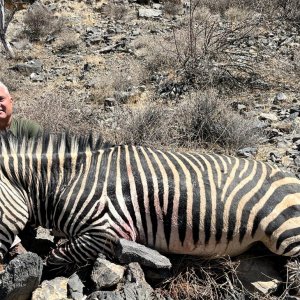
[0,82,9,96]
[0,81,13,129]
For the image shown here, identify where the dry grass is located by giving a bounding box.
[114,91,262,153]
[14,90,99,135]
[100,2,128,20]
[177,9,262,91]
[115,104,168,147]
[86,56,147,105]
[282,258,300,298]
[138,6,263,93]
[163,0,183,16]
[156,254,300,300]
[197,0,300,25]
[52,30,80,54]
[156,256,248,300]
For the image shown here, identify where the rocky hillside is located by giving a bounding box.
[1,0,300,299]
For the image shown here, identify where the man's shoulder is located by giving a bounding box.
[12,117,41,128]
[11,117,42,138]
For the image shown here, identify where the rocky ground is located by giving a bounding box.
[1,0,300,299]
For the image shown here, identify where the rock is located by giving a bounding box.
[122,282,158,300]
[91,257,125,290]
[32,277,68,300]
[272,122,292,133]
[126,263,145,284]
[86,33,102,45]
[152,4,162,9]
[293,136,300,143]
[0,252,43,300]
[132,29,141,36]
[114,239,172,271]
[30,73,45,82]
[99,45,118,53]
[287,149,299,158]
[265,128,282,139]
[294,157,300,167]
[290,107,300,114]
[138,8,162,18]
[37,227,54,242]
[237,255,282,295]
[86,291,124,300]
[11,60,43,76]
[269,151,281,163]
[104,98,117,107]
[11,40,33,51]
[67,273,84,300]
[236,147,257,158]
[86,282,163,300]
[259,112,278,122]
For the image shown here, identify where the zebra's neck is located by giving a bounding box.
[0,133,109,227]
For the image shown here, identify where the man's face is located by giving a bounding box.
[0,86,13,125]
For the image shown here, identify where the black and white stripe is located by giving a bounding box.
[0,133,300,273]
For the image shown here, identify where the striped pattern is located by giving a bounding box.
[0,133,300,273]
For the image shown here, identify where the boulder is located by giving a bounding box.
[91,256,125,290]
[114,239,172,271]
[67,273,84,300]
[138,8,162,18]
[11,60,43,76]
[31,277,68,300]
[0,252,43,300]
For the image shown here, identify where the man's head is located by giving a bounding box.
[0,82,13,129]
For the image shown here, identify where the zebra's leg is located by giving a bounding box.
[43,233,115,278]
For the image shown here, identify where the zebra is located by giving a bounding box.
[0,132,300,275]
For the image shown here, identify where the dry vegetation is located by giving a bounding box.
[1,0,300,298]
[1,0,298,152]
[23,3,64,41]
[116,91,262,152]
[155,254,300,300]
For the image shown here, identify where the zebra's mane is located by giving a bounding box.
[0,131,113,156]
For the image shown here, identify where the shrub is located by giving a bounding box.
[163,0,182,16]
[168,91,262,152]
[141,4,262,93]
[172,6,262,91]
[52,30,80,54]
[100,2,128,20]
[115,105,168,147]
[23,3,63,41]
[14,90,98,135]
[276,0,300,25]
[114,91,262,153]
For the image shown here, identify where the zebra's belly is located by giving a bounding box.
[159,238,255,257]
[138,219,258,258]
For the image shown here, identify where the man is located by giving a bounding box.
[0,81,42,137]
[0,81,42,252]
